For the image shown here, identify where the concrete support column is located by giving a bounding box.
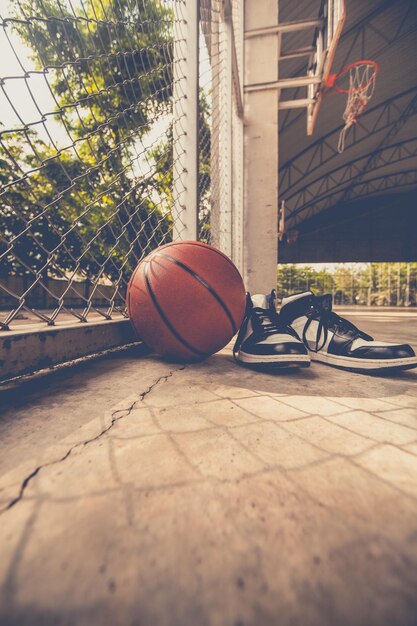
[243,0,279,293]
[173,0,199,240]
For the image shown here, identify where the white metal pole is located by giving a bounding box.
[210,4,233,258]
[219,16,233,258]
[173,0,199,241]
[210,1,244,267]
[231,0,244,273]
[209,6,221,250]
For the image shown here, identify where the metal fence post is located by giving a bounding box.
[173,0,199,241]
[208,0,244,266]
[230,0,245,274]
[216,8,233,258]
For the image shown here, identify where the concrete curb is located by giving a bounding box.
[0,319,139,382]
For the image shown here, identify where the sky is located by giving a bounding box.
[0,0,66,145]
[0,0,175,175]
[0,1,213,184]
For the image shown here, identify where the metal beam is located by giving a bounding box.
[285,137,417,214]
[279,98,314,110]
[245,19,323,39]
[279,88,417,195]
[288,170,417,227]
[279,200,417,263]
[339,90,417,205]
[280,47,315,61]
[245,75,321,93]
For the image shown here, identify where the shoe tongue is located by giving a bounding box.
[281,291,313,309]
[251,293,269,309]
[280,291,315,324]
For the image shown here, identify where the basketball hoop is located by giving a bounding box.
[326,60,378,153]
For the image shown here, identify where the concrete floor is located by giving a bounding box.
[0,310,416,626]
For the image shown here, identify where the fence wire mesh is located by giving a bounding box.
[197,0,212,245]
[198,0,243,267]
[0,0,188,330]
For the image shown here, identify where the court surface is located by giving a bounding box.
[0,310,416,626]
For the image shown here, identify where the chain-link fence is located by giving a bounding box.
[197,1,212,245]
[198,0,244,267]
[0,0,190,331]
[277,263,417,306]
[0,0,247,379]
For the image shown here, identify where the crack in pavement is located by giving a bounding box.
[0,366,185,515]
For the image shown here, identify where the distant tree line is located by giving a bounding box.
[277,263,417,307]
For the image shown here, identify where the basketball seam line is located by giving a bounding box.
[154,251,238,334]
[144,263,209,358]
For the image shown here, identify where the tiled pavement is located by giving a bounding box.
[0,311,416,626]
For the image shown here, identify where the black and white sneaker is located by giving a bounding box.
[233,292,310,369]
[280,291,417,372]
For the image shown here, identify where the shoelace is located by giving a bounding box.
[303,294,372,353]
[233,294,297,360]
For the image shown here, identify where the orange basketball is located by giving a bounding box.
[126,241,246,361]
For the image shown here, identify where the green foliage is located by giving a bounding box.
[149,88,211,237]
[15,0,173,138]
[0,0,174,281]
[277,263,417,306]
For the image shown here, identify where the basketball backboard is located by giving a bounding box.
[244,0,346,136]
[307,0,346,135]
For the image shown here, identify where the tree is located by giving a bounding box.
[149,89,212,240]
[277,263,417,307]
[1,0,174,284]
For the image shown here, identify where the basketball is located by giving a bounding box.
[126,241,246,361]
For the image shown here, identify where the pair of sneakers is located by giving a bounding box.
[234,290,417,373]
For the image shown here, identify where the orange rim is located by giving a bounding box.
[326,60,378,94]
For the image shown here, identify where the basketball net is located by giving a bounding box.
[327,61,378,153]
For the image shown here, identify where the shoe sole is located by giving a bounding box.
[309,350,417,372]
[237,352,310,369]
